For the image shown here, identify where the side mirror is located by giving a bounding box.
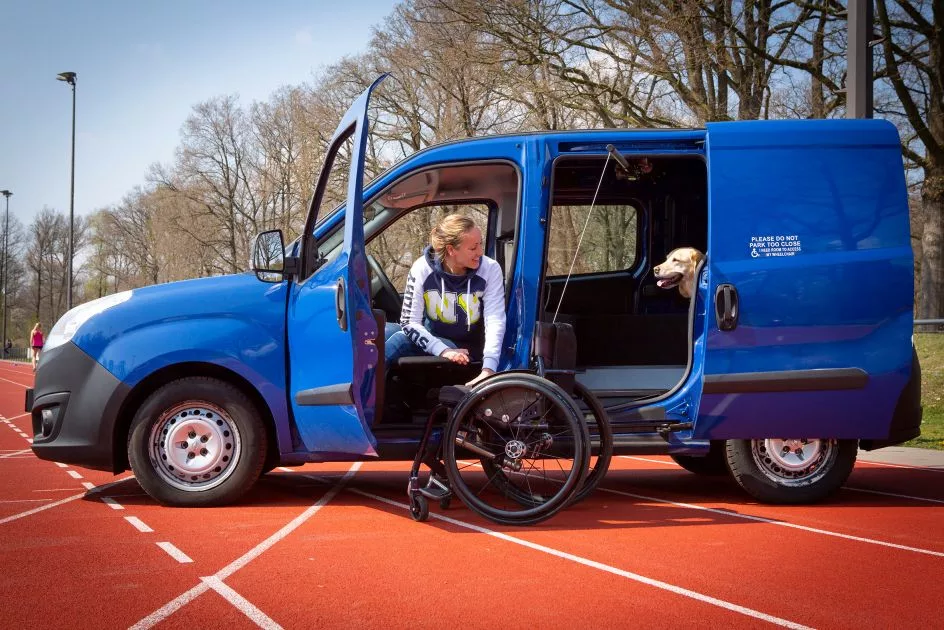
[251,229,286,282]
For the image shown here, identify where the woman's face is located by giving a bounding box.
[447,227,483,271]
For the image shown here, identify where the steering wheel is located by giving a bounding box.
[367,254,402,318]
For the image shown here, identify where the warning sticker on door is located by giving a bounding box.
[749,235,802,258]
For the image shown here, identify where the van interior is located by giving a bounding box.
[333,153,707,429]
[542,154,708,409]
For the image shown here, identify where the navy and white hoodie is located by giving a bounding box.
[400,246,506,372]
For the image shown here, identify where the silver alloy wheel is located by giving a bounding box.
[148,401,242,492]
[751,438,837,487]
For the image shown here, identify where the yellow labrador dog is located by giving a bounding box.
[653,247,705,299]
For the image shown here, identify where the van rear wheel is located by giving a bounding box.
[127,377,267,506]
[726,438,856,504]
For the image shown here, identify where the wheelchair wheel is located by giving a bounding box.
[443,373,589,525]
[568,381,612,505]
[410,495,429,522]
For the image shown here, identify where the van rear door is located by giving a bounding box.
[285,77,384,458]
[699,119,913,440]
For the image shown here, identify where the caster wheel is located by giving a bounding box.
[410,495,429,522]
[439,497,452,510]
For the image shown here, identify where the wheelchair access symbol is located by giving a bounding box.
[750,247,760,258]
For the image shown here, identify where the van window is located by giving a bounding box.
[367,204,489,291]
[546,204,638,277]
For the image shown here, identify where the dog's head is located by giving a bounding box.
[653,247,705,298]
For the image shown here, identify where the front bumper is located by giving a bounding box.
[28,342,131,472]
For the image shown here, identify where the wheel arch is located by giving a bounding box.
[112,362,280,474]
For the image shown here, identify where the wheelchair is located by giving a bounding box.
[405,322,613,526]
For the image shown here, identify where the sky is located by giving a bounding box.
[0,0,398,229]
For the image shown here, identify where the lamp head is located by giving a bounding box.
[56,72,77,85]
[0,190,11,199]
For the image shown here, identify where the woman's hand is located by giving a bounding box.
[465,368,495,387]
[440,348,470,365]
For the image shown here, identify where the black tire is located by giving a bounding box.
[410,495,430,521]
[726,438,857,504]
[443,373,589,526]
[127,377,268,507]
[670,441,729,476]
[568,382,612,505]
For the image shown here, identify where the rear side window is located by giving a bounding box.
[546,204,638,277]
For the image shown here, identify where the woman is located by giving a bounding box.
[30,323,44,371]
[384,214,505,386]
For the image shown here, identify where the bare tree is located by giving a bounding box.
[874,0,942,319]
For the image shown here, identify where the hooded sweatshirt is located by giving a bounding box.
[400,245,506,372]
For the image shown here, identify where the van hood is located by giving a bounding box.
[71,272,288,358]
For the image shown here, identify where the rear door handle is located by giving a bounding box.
[714,284,739,331]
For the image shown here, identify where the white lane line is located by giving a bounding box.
[81,482,95,491]
[33,488,88,492]
[101,497,125,510]
[202,576,282,629]
[349,487,811,630]
[844,486,944,505]
[276,467,293,472]
[0,477,134,525]
[157,542,194,564]
[3,412,30,421]
[620,455,678,466]
[65,470,83,480]
[0,374,30,388]
[598,487,944,558]
[0,449,33,459]
[54,462,68,468]
[125,516,154,533]
[857,460,944,473]
[130,462,361,630]
[0,498,52,503]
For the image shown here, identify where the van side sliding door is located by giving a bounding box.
[699,120,913,440]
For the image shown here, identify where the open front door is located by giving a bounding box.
[286,77,385,458]
[698,120,913,440]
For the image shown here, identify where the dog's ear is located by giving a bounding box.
[690,249,705,266]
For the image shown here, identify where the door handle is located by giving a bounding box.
[714,284,739,331]
[336,278,347,331]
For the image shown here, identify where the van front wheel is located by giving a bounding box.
[127,377,267,506]
[726,438,856,504]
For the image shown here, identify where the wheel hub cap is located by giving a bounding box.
[149,402,241,492]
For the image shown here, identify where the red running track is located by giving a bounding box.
[0,362,941,629]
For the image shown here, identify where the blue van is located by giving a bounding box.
[28,77,921,515]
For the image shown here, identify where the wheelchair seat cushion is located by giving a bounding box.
[438,385,470,407]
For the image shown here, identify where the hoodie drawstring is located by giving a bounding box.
[467,278,471,331]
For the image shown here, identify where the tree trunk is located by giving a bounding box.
[918,165,944,319]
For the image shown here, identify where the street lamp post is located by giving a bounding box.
[1,189,11,352]
[57,71,77,310]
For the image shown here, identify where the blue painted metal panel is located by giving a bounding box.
[285,77,382,458]
[74,273,293,455]
[699,119,913,439]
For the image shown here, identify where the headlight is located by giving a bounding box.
[45,291,133,351]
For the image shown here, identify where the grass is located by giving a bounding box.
[905,333,944,450]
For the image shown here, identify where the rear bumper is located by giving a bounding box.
[860,347,923,450]
[28,342,131,472]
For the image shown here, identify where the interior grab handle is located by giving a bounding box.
[336,278,347,331]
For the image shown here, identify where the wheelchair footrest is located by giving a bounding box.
[418,475,450,500]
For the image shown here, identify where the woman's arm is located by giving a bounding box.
[480,259,507,373]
